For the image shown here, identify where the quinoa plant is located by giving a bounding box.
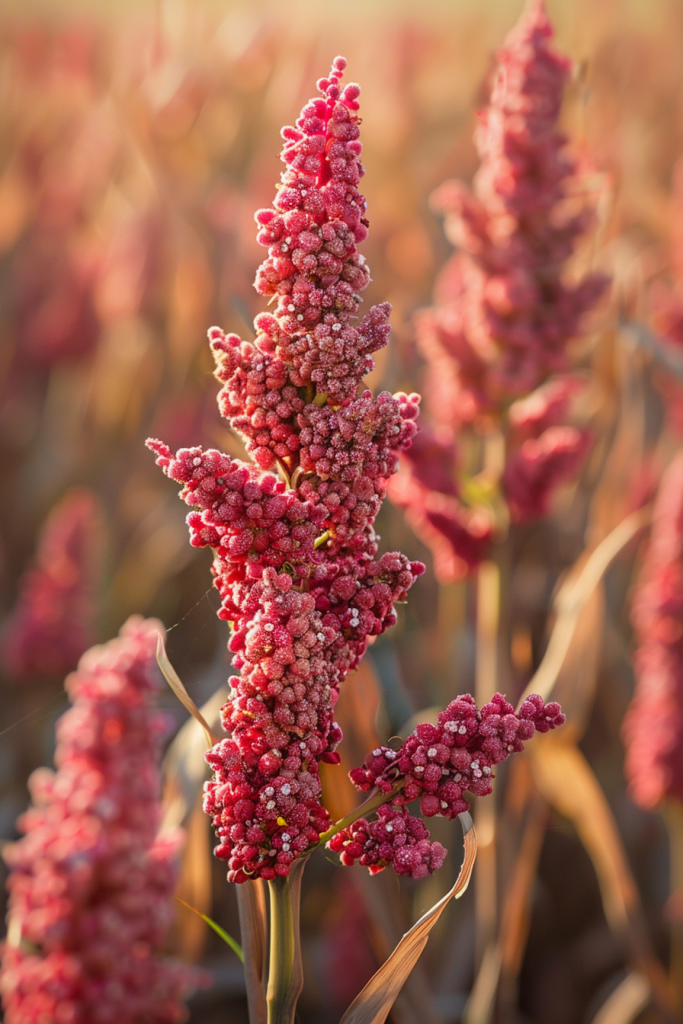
[148,55,564,1024]
[390,0,608,580]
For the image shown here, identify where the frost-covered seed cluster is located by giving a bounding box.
[328,692,564,876]
[148,57,424,882]
[0,617,194,1023]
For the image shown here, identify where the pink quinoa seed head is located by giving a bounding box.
[331,690,564,876]
[392,1,607,580]
[146,59,423,883]
[0,618,199,1021]
[623,452,683,809]
[0,489,102,681]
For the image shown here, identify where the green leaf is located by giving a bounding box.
[175,897,244,962]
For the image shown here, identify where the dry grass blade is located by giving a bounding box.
[462,943,502,1024]
[172,798,213,962]
[156,633,220,749]
[354,869,445,1024]
[316,665,444,1024]
[162,684,228,831]
[339,812,477,1024]
[321,663,444,1024]
[237,881,268,1024]
[463,769,547,1024]
[519,507,648,712]
[529,737,676,1016]
[589,973,651,1024]
[539,580,604,738]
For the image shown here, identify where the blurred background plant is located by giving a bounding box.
[2,0,683,1022]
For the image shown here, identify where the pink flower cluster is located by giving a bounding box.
[391,1,607,581]
[623,453,683,808]
[329,692,564,877]
[1,489,101,681]
[328,803,446,879]
[148,58,424,882]
[0,617,194,1024]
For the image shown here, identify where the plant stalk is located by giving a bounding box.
[474,557,500,971]
[265,856,308,1024]
[664,800,683,1012]
[315,779,405,849]
[237,880,268,1024]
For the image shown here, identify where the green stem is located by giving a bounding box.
[236,881,268,1024]
[265,857,308,1024]
[315,778,406,849]
[262,779,405,1024]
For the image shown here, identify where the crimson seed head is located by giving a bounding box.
[390,1,608,581]
[328,804,447,880]
[0,489,101,681]
[0,618,197,1021]
[335,691,565,877]
[147,59,424,883]
[623,452,683,809]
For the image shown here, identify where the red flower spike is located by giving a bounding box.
[329,804,447,880]
[623,453,683,809]
[0,618,197,1022]
[147,59,424,883]
[391,0,608,580]
[0,489,102,681]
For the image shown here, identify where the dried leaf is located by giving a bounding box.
[547,581,604,737]
[589,973,651,1024]
[162,683,228,830]
[339,812,477,1024]
[519,508,648,722]
[172,797,213,962]
[354,868,445,1024]
[237,882,268,1024]
[156,634,219,749]
[321,662,445,1024]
